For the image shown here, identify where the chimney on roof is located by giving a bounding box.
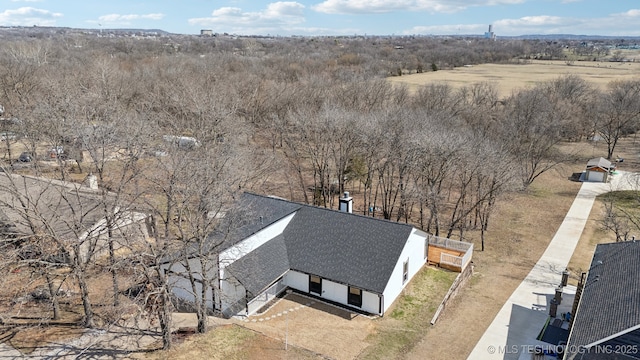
[86,174,98,190]
[339,191,353,213]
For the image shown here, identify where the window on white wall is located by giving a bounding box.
[403,259,409,284]
[309,275,322,295]
[348,286,362,307]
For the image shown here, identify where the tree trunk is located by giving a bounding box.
[45,273,60,320]
[76,267,95,328]
[158,290,172,350]
[108,226,120,307]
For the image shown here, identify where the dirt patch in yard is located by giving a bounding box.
[140,266,455,360]
[236,293,375,360]
[143,323,323,360]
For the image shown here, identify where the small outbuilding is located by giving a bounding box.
[584,157,614,183]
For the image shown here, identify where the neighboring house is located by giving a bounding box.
[584,157,615,183]
[163,192,433,317]
[0,173,148,263]
[564,241,640,360]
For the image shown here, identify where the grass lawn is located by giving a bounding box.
[357,267,457,359]
[566,189,640,286]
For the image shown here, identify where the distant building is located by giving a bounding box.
[200,29,213,37]
[484,25,496,40]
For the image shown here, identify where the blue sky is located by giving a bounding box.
[1,0,639,36]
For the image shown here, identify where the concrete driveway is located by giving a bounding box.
[467,171,637,360]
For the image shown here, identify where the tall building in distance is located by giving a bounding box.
[484,25,496,40]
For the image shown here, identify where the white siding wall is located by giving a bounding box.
[161,259,216,310]
[219,213,295,267]
[285,270,381,314]
[219,274,246,315]
[381,229,428,314]
[284,270,309,292]
[585,170,605,182]
[362,291,381,314]
[321,280,348,304]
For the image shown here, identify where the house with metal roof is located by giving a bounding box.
[163,192,432,317]
[584,157,615,183]
[564,241,640,359]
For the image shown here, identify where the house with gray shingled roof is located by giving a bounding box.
[163,192,431,317]
[565,241,640,360]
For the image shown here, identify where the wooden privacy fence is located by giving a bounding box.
[430,263,474,325]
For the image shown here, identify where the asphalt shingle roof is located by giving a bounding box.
[228,193,415,295]
[283,204,414,294]
[566,241,640,359]
[162,193,301,263]
[231,194,301,241]
[225,234,289,297]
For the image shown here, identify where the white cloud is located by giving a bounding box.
[495,12,640,36]
[615,9,640,18]
[188,2,306,33]
[312,0,523,15]
[405,10,640,37]
[497,15,566,27]
[0,7,62,26]
[96,13,165,26]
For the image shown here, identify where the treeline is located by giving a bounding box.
[0,34,639,351]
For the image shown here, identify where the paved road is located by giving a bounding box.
[467,171,636,360]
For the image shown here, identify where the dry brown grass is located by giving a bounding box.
[403,168,582,360]
[142,324,322,360]
[388,60,640,98]
[405,137,640,360]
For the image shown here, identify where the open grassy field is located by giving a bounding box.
[388,58,640,98]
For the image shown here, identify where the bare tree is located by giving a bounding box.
[601,195,631,242]
[593,80,640,159]
[499,87,566,189]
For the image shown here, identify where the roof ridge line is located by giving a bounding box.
[246,191,414,229]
